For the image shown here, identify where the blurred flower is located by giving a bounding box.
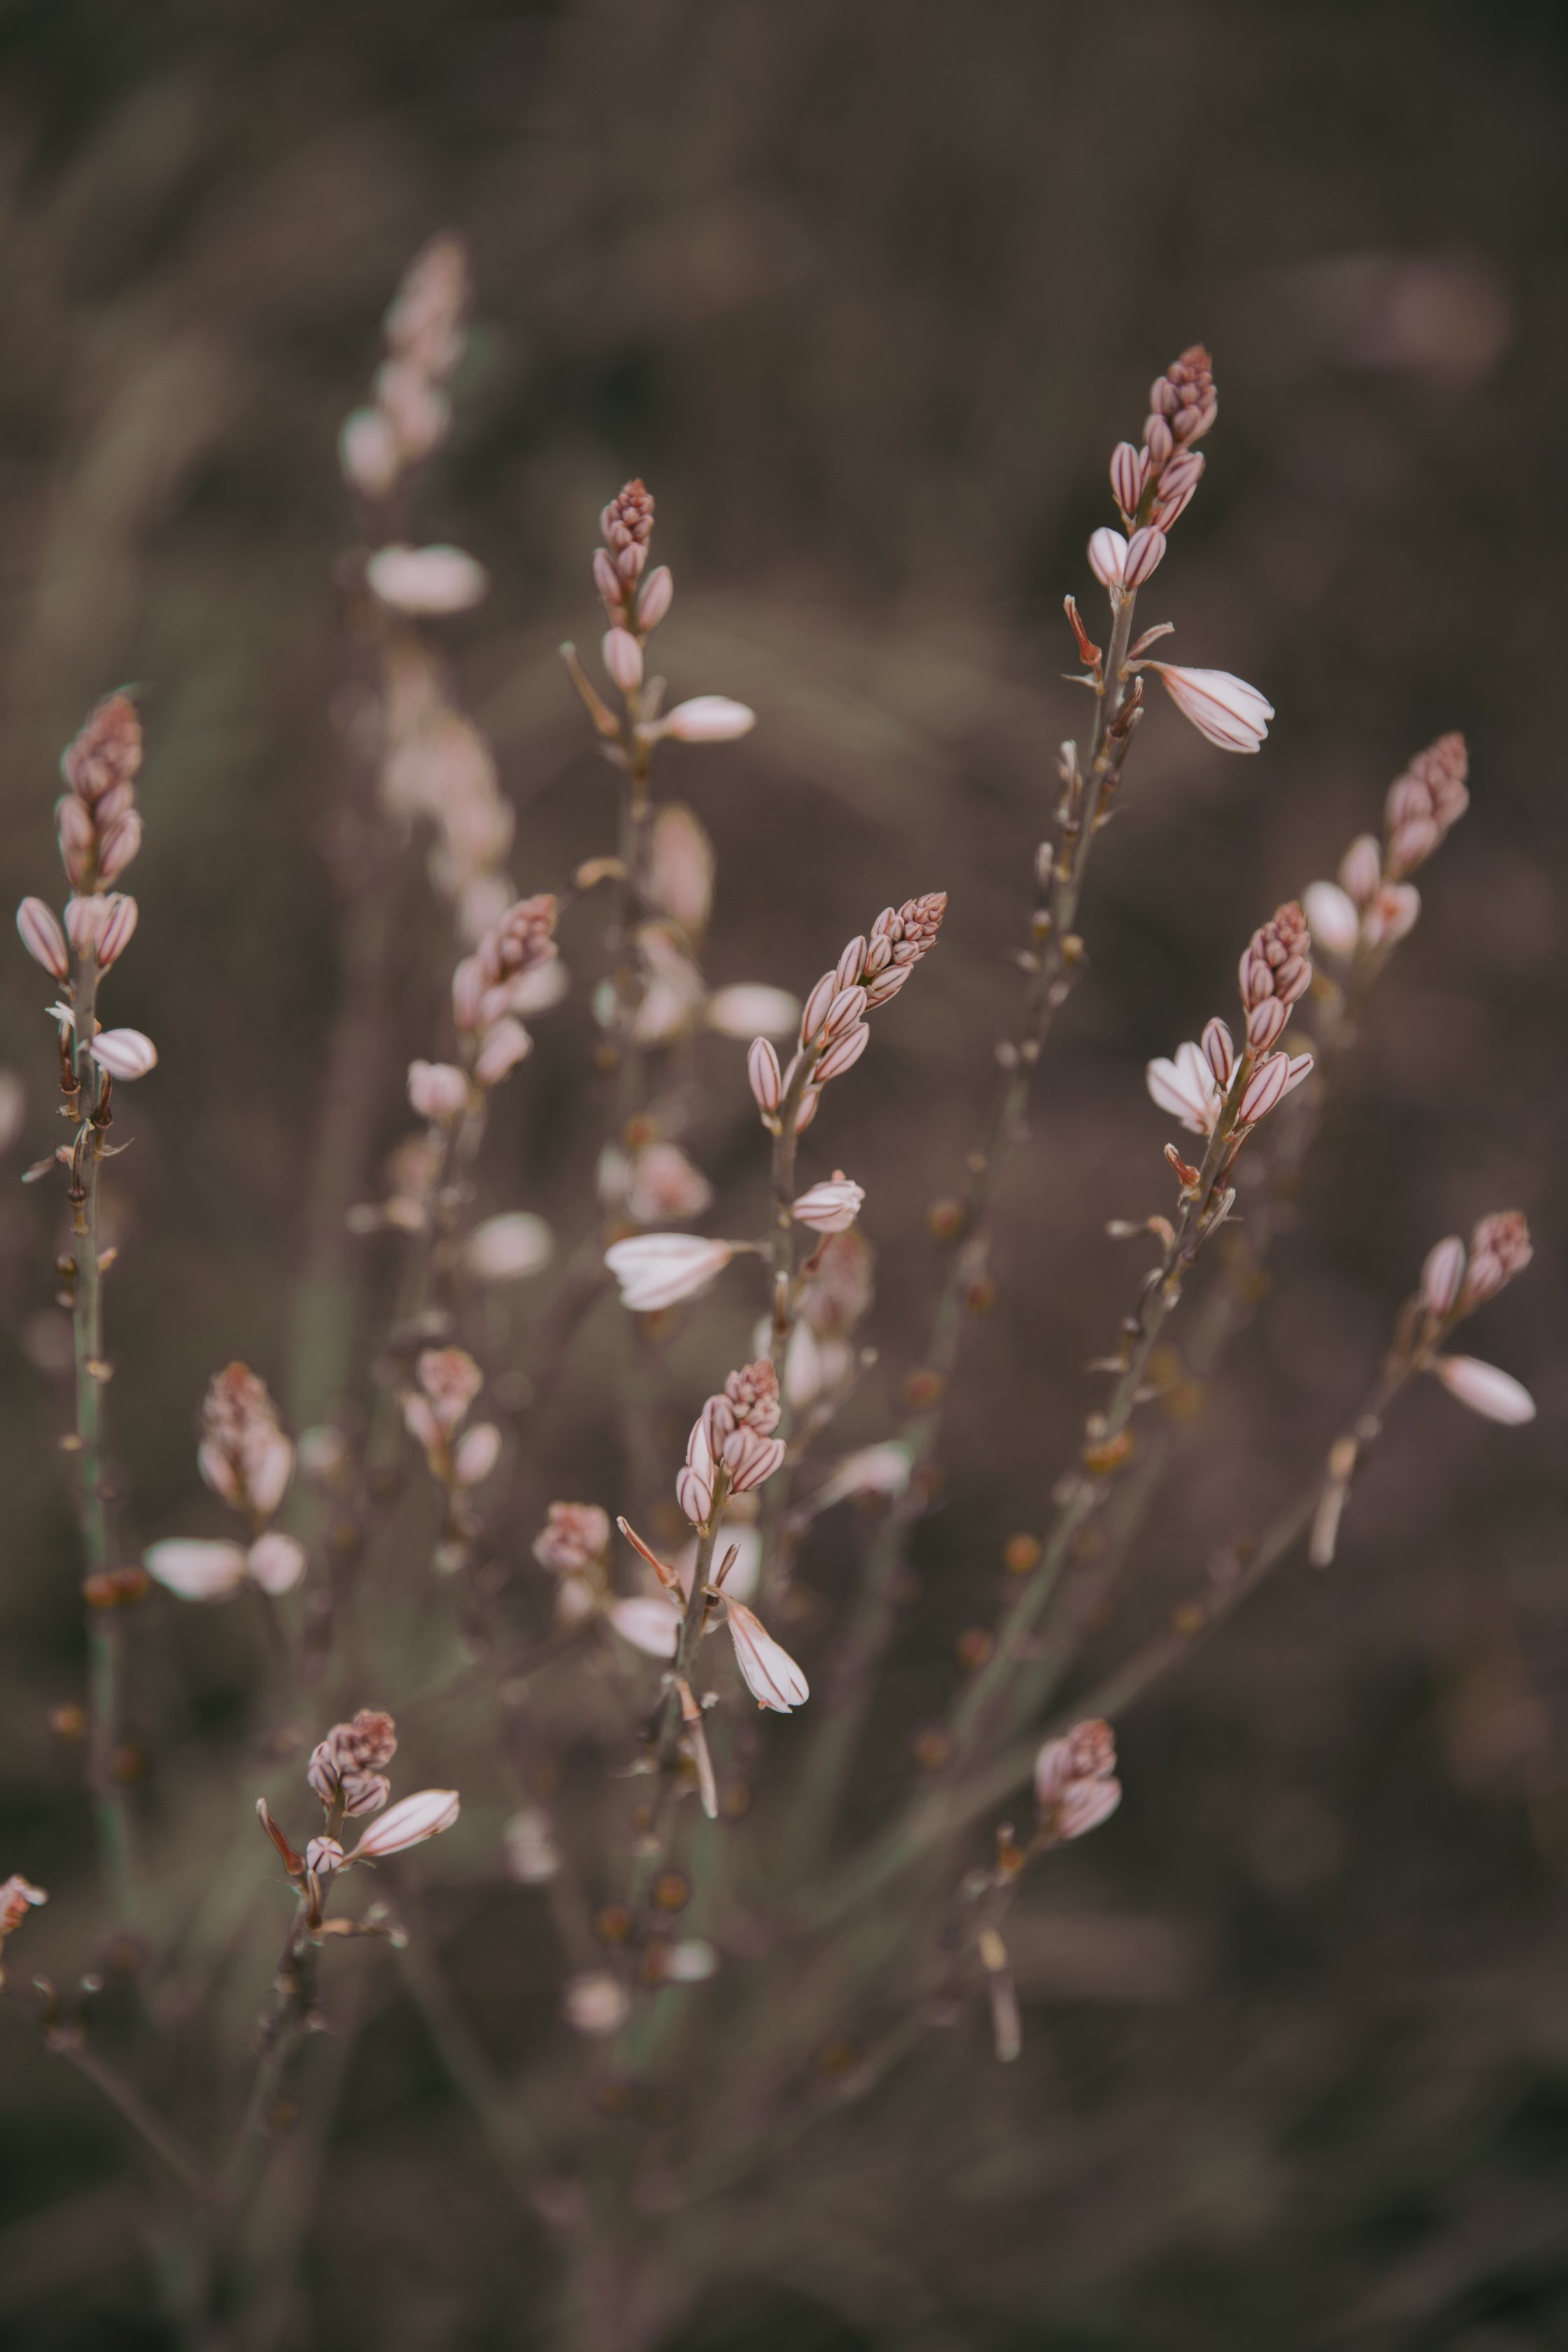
[1302,880,1360,956]
[609,1594,681,1658]
[562,1971,631,2037]
[1432,1356,1536,1424]
[812,1443,911,1513]
[648,804,715,934]
[0,1874,46,1982]
[407,1059,470,1121]
[200,1364,293,1520]
[349,1788,460,1858]
[709,984,800,1040]
[144,1539,249,1601]
[367,543,489,614]
[655,696,756,744]
[622,1142,714,1225]
[465,1212,553,1282]
[504,1808,560,1885]
[792,1175,864,1233]
[533,1503,610,1575]
[1035,1718,1121,1840]
[247,1533,306,1595]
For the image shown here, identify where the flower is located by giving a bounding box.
[366,543,489,614]
[1150,664,1273,753]
[1302,880,1361,957]
[708,985,799,1040]
[609,1594,682,1658]
[1034,1718,1121,1841]
[1237,1050,1312,1126]
[1420,1236,1467,1317]
[16,897,68,978]
[647,804,715,934]
[0,1873,46,1981]
[472,1018,532,1086]
[747,1035,782,1113]
[724,1601,808,1712]
[657,696,756,744]
[1462,1211,1532,1306]
[88,1029,158,1082]
[811,1443,912,1513]
[453,1422,501,1486]
[465,1212,552,1282]
[1088,527,1128,587]
[622,1142,714,1225]
[66,892,138,969]
[199,1365,293,1518]
[562,1971,631,2037]
[605,1233,732,1312]
[1432,1356,1536,1425]
[1146,1040,1221,1135]
[144,1538,249,1601]
[602,627,643,693]
[792,1175,865,1233]
[349,1788,461,1858]
[308,1709,398,1813]
[246,1533,307,1595]
[407,1060,470,1121]
[533,1503,610,1575]
[503,1808,560,1885]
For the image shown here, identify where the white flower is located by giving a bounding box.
[792,1176,864,1234]
[1150,664,1273,753]
[407,1059,470,1121]
[605,1233,732,1312]
[16,897,68,978]
[666,1939,718,1982]
[562,1971,631,2037]
[676,1522,761,1603]
[503,1807,560,1885]
[89,1029,158,1082]
[472,1018,533,1087]
[707,984,801,1040]
[144,1539,249,1601]
[246,1533,306,1595]
[1432,1355,1536,1425]
[453,1422,501,1486]
[657,696,756,744]
[1088,527,1128,587]
[465,1213,552,1282]
[724,1601,808,1712]
[349,1788,460,1859]
[608,1595,682,1658]
[366,543,488,614]
[1420,1236,1466,1317]
[811,1443,912,1513]
[1302,880,1361,956]
[1146,1040,1222,1135]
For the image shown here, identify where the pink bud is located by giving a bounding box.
[1087,527,1128,587]
[16,897,68,979]
[1150,449,1203,529]
[863,964,911,1009]
[1432,1355,1536,1426]
[1238,1053,1289,1125]
[722,1428,787,1494]
[246,1533,307,1595]
[814,1021,871,1082]
[349,1788,461,1859]
[407,1060,470,1121]
[1200,1018,1235,1087]
[822,984,868,1040]
[660,696,756,744]
[95,894,139,969]
[1143,412,1175,465]
[592,547,626,622]
[1362,882,1420,948]
[1246,997,1287,1049]
[792,1176,865,1233]
[1151,664,1273,755]
[636,565,673,630]
[56,797,95,883]
[795,1086,821,1134]
[1420,1236,1466,1317]
[89,1028,157,1082]
[748,1036,782,1113]
[1301,881,1359,957]
[676,1464,714,1525]
[454,1422,501,1486]
[97,812,143,882]
[1110,441,1147,515]
[602,628,643,694]
[1122,526,1167,587]
[472,1018,532,1087]
[834,934,867,991]
[1338,834,1383,906]
[800,972,837,1044]
[451,955,484,1032]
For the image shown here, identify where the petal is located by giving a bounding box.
[1433,1356,1536,1425]
[144,1538,248,1601]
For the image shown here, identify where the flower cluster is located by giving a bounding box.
[531,1502,612,1626]
[340,234,469,505]
[445,891,559,1091]
[1146,902,1315,1144]
[144,1364,305,1604]
[258,1705,459,1910]
[748,892,948,1133]
[678,1359,786,1528]
[1033,1719,1122,1844]
[612,1514,809,1714]
[1420,1211,1536,1427]
[56,692,144,894]
[1303,734,1470,959]
[403,1348,500,1492]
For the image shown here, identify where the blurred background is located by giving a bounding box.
[1,1,1566,2345]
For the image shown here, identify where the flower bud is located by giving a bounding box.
[89,1028,158,1082]
[247,1532,307,1595]
[602,628,643,694]
[1110,441,1147,515]
[1420,1236,1466,1318]
[472,1019,532,1086]
[748,1035,782,1113]
[1122,526,1167,587]
[349,1788,461,1858]
[814,1021,871,1082]
[800,971,837,1044]
[659,696,756,744]
[636,565,673,630]
[1338,834,1383,906]
[1087,527,1128,587]
[454,1422,501,1487]
[16,897,68,979]
[407,1060,469,1121]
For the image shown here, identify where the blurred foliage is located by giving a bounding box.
[1,0,1567,2346]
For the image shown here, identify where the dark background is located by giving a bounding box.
[1,2,1566,2346]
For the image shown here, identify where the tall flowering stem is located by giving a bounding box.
[785,348,1223,1870]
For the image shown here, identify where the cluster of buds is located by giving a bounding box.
[438,892,559,1093]
[598,1136,714,1227]
[1090,346,1217,598]
[340,235,469,504]
[403,1348,501,1502]
[1303,734,1470,960]
[1418,1212,1536,1427]
[614,1516,808,1714]
[1147,902,1315,1157]
[0,1873,46,1986]
[17,697,158,1088]
[748,893,948,1135]
[1032,1718,1122,1843]
[678,1359,786,1529]
[258,1707,459,1926]
[144,1365,305,1603]
[1312,1211,1535,1567]
[568,477,754,747]
[532,1501,612,1627]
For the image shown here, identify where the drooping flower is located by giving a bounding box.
[724,1601,809,1712]
[349,1788,461,1858]
[605,1233,732,1312]
[1146,1040,1222,1135]
[1150,664,1273,753]
[1432,1356,1536,1425]
[792,1175,865,1233]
